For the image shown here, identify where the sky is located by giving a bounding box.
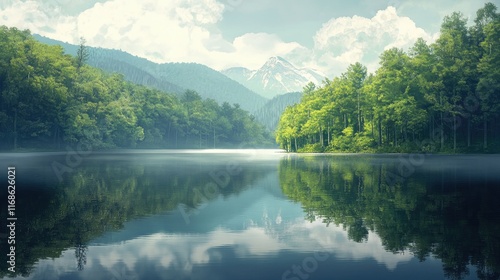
[0,0,493,77]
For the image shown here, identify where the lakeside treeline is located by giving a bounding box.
[276,3,500,153]
[0,27,272,150]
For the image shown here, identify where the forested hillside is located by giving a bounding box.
[254,91,302,131]
[34,35,267,112]
[276,3,500,153]
[0,27,272,150]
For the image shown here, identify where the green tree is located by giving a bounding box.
[477,16,500,150]
[76,37,89,70]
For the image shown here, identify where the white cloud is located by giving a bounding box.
[0,0,306,71]
[73,0,225,63]
[0,1,437,78]
[309,6,436,77]
[19,218,416,279]
[0,1,75,38]
[223,33,307,69]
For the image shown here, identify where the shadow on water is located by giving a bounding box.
[279,154,500,280]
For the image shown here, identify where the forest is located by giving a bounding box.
[276,3,500,153]
[0,27,272,150]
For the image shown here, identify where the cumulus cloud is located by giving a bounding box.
[0,1,75,39]
[74,0,227,63]
[0,1,436,77]
[223,33,307,69]
[0,0,308,70]
[310,6,436,77]
[22,218,415,279]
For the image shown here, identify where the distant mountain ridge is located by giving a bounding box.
[222,56,325,99]
[254,92,303,132]
[33,35,267,113]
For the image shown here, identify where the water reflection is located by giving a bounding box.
[0,151,275,278]
[279,155,500,280]
[0,152,499,279]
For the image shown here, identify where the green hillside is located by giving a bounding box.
[34,35,267,113]
[0,27,272,150]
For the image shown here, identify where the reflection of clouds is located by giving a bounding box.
[19,218,413,279]
[26,250,76,279]
[299,221,413,270]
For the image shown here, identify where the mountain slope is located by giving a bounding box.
[222,56,325,99]
[33,35,267,112]
[254,92,303,132]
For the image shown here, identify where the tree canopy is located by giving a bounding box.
[0,26,272,150]
[276,3,500,153]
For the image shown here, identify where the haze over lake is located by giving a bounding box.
[1,150,499,280]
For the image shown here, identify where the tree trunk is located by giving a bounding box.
[394,127,397,147]
[386,126,389,146]
[429,115,432,139]
[167,121,172,141]
[13,108,17,150]
[440,111,444,150]
[431,114,435,140]
[56,126,61,149]
[327,123,330,146]
[403,123,407,143]
[371,115,374,139]
[294,137,297,152]
[320,128,324,148]
[467,118,470,147]
[357,91,361,133]
[378,117,382,146]
[453,115,456,153]
[484,114,488,150]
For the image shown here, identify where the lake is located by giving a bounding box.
[1,150,499,280]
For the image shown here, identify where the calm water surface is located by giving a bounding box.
[1,150,499,280]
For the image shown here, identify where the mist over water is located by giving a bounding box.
[1,151,499,280]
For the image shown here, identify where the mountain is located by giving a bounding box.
[221,67,253,85]
[222,56,325,99]
[33,35,267,113]
[254,92,303,132]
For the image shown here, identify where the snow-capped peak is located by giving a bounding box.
[222,57,326,99]
[262,56,293,68]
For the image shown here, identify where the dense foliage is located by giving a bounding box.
[0,27,272,150]
[34,35,267,113]
[276,3,500,153]
[280,156,500,279]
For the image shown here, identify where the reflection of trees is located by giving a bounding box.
[279,156,500,280]
[0,157,270,277]
[75,243,87,271]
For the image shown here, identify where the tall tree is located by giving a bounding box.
[433,12,471,152]
[477,16,500,149]
[76,37,89,70]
